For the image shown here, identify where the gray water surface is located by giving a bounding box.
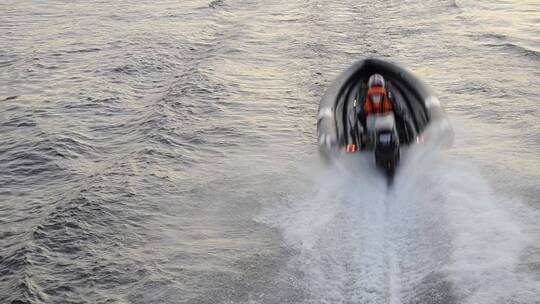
[1,0,539,303]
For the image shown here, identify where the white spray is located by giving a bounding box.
[258,142,539,303]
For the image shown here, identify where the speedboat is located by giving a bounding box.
[317,58,453,179]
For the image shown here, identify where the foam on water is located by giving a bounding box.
[258,142,539,303]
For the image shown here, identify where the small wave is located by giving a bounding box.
[112,64,138,75]
[2,95,18,101]
[0,243,50,303]
[209,0,224,9]
[470,32,507,41]
[484,42,540,60]
[65,47,102,54]
[63,96,123,114]
[0,54,19,68]
[1,148,64,178]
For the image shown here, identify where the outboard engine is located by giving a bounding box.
[367,113,400,177]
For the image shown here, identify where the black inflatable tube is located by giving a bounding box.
[317,58,452,159]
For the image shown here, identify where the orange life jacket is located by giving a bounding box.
[363,86,392,115]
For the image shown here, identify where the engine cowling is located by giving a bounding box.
[367,113,400,177]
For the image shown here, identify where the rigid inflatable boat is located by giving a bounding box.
[317,58,453,178]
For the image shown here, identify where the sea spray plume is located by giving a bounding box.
[258,156,394,303]
[258,142,538,303]
[395,142,538,304]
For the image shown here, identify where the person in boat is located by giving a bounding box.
[348,73,415,152]
[363,74,393,116]
[348,74,395,152]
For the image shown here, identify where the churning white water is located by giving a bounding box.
[258,142,538,304]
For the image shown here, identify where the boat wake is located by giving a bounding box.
[258,144,539,304]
